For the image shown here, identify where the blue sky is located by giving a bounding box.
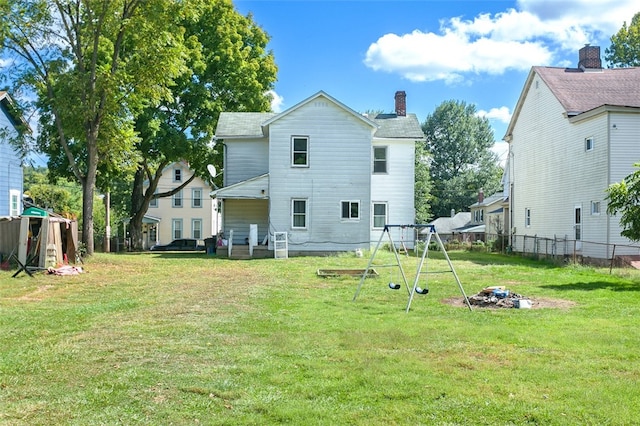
[233,0,639,163]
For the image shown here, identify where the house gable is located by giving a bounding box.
[0,91,27,217]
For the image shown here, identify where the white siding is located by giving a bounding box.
[607,111,640,253]
[0,106,23,216]
[224,139,268,186]
[371,138,415,247]
[222,199,269,245]
[268,99,373,251]
[510,73,640,258]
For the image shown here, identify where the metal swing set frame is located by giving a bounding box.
[353,224,473,312]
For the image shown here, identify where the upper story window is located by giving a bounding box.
[473,209,484,223]
[585,137,594,152]
[172,190,183,208]
[292,136,309,167]
[525,208,531,227]
[174,168,182,182]
[292,199,307,229]
[192,188,202,208]
[373,146,388,173]
[149,190,158,208]
[341,200,360,220]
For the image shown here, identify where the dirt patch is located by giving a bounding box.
[16,285,55,301]
[441,295,576,310]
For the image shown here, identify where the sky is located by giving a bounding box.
[233,0,639,163]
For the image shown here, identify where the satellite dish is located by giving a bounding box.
[207,164,217,177]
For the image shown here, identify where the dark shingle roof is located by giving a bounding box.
[369,113,425,139]
[535,66,640,114]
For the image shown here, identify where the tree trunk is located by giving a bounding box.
[129,167,148,251]
[82,143,99,256]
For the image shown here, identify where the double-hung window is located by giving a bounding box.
[292,199,307,229]
[341,201,360,220]
[372,203,387,229]
[373,146,388,173]
[292,136,309,167]
[192,188,202,208]
[172,190,183,208]
[172,219,183,239]
[192,219,202,239]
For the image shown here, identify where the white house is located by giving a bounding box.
[504,45,640,259]
[141,161,217,249]
[213,90,424,256]
[0,91,26,218]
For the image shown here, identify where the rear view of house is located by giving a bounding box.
[213,91,424,257]
[505,45,640,260]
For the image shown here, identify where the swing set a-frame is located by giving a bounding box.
[353,224,473,312]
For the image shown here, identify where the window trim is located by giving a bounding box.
[192,218,202,239]
[9,189,20,217]
[291,198,308,229]
[172,218,183,239]
[291,136,309,167]
[372,202,388,229]
[373,146,388,174]
[174,167,182,182]
[192,188,202,208]
[172,190,183,208]
[591,201,601,216]
[585,137,594,152]
[341,200,360,221]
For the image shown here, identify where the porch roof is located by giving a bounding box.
[212,174,269,200]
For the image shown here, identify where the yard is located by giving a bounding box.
[1,250,639,425]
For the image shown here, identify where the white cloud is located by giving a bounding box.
[267,90,284,113]
[477,106,512,124]
[364,0,638,83]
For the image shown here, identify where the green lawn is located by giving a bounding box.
[1,251,639,425]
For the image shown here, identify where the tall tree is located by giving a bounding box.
[606,164,640,242]
[423,100,503,218]
[1,0,187,255]
[126,0,277,250]
[605,12,640,67]
[414,141,432,223]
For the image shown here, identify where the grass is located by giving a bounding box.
[1,250,639,425]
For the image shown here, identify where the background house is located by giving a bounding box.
[140,161,217,250]
[504,45,640,259]
[466,189,509,242]
[0,91,26,218]
[213,90,424,257]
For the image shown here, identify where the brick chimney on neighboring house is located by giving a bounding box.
[478,189,484,204]
[395,91,406,117]
[578,44,602,70]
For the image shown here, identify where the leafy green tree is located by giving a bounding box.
[422,100,503,218]
[1,0,188,255]
[126,0,276,250]
[607,164,640,241]
[414,142,432,223]
[605,12,640,67]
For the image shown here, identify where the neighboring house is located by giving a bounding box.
[427,211,471,242]
[504,45,640,259]
[140,161,217,250]
[0,91,26,218]
[466,188,509,241]
[213,90,424,256]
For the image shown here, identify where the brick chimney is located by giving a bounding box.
[394,91,406,117]
[578,44,602,70]
[478,188,484,203]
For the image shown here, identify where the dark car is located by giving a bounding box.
[150,238,205,251]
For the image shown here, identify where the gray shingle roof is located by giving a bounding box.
[369,113,425,139]
[215,112,277,138]
[535,66,640,114]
